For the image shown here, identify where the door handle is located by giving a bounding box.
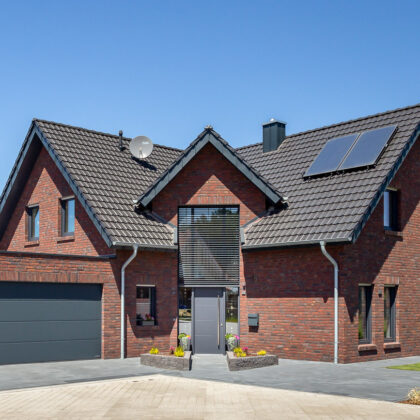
[217,294,220,348]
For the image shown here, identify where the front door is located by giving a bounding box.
[193,288,224,354]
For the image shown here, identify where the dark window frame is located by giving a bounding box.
[358,285,373,344]
[60,197,75,236]
[383,189,398,231]
[384,286,397,342]
[136,285,156,326]
[27,205,39,241]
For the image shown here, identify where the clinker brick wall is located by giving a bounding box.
[0,147,110,256]
[1,137,418,363]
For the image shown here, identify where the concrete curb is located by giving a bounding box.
[226,351,278,371]
[140,352,192,371]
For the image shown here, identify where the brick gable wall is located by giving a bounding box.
[337,137,420,362]
[152,143,267,226]
[0,147,110,256]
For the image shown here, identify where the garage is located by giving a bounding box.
[0,282,102,365]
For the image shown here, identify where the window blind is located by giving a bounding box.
[178,207,240,286]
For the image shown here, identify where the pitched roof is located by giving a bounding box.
[237,104,420,248]
[0,120,182,249]
[0,104,419,250]
[136,127,286,209]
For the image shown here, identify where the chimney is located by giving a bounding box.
[263,119,286,153]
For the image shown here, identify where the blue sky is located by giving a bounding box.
[0,1,419,188]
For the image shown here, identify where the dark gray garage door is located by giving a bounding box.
[0,282,102,365]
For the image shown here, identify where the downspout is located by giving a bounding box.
[120,245,138,359]
[320,241,339,364]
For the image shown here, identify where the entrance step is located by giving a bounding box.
[191,354,227,372]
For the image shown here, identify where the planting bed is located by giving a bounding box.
[226,351,278,371]
[140,351,192,371]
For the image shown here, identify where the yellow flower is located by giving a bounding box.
[257,350,266,356]
[149,347,159,354]
[174,346,184,357]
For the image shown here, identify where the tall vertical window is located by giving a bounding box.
[178,287,192,335]
[225,287,239,335]
[61,198,75,236]
[27,205,39,241]
[136,286,156,326]
[384,286,397,342]
[384,189,398,230]
[358,285,373,343]
[178,206,240,287]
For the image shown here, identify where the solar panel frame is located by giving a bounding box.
[304,133,360,178]
[338,125,397,171]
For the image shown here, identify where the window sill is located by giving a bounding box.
[24,240,40,248]
[384,229,403,239]
[358,343,377,352]
[56,235,75,243]
[384,342,401,350]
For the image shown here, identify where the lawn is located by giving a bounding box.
[387,363,420,371]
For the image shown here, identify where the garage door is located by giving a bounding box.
[0,282,102,365]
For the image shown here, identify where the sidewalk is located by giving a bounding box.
[0,374,418,419]
[0,355,419,402]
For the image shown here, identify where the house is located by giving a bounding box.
[0,104,419,365]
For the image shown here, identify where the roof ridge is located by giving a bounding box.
[236,103,420,151]
[33,119,182,152]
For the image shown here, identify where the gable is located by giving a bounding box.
[152,143,267,226]
[136,128,286,211]
[1,146,111,255]
[239,105,420,248]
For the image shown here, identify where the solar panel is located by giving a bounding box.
[338,125,397,171]
[304,134,359,177]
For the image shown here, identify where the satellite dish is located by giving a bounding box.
[129,136,154,159]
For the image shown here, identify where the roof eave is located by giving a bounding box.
[241,237,351,250]
[112,241,177,251]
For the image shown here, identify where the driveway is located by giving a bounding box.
[0,375,419,419]
[0,355,419,402]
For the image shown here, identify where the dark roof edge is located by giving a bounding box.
[0,250,116,260]
[0,121,36,216]
[34,123,114,248]
[137,128,286,208]
[242,237,351,250]
[351,123,420,244]
[112,241,177,251]
[33,118,182,152]
[236,103,420,152]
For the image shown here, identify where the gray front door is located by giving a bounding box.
[193,288,224,354]
[0,282,102,365]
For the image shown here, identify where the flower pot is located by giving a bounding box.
[180,336,191,351]
[142,320,155,326]
[226,336,238,351]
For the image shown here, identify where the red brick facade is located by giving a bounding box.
[0,140,419,363]
[0,148,110,256]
